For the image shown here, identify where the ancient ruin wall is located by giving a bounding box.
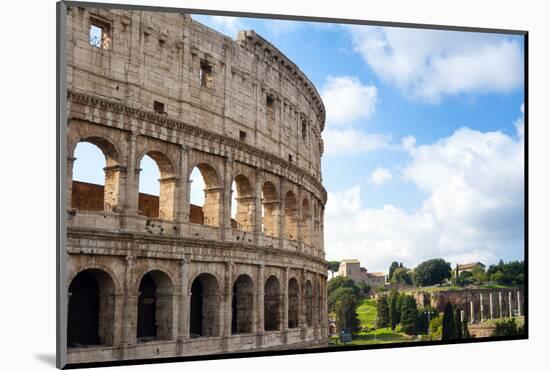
[65,6,328,364]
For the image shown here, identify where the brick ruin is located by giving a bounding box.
[64,5,328,364]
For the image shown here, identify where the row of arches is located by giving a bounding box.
[70,138,323,245]
[67,267,323,348]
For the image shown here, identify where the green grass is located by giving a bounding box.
[356,298,377,328]
[330,328,416,346]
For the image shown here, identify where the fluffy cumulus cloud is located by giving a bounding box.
[325,106,525,272]
[368,167,393,186]
[321,75,378,126]
[347,26,524,102]
[191,15,244,38]
[322,129,393,156]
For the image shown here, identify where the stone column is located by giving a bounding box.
[499,292,503,318]
[256,264,265,345]
[278,178,285,249]
[253,169,263,244]
[177,256,190,353]
[480,294,485,321]
[220,157,234,240]
[67,156,75,207]
[460,309,465,324]
[177,145,190,229]
[125,133,139,215]
[470,300,475,323]
[517,290,522,316]
[121,256,136,346]
[489,292,494,320]
[508,291,513,318]
[224,262,234,337]
[282,267,289,332]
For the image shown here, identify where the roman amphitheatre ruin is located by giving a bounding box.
[64,5,328,364]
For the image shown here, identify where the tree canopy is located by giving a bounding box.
[414,258,452,286]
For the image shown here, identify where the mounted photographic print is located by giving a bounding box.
[56,1,527,368]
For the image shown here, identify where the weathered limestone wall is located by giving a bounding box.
[65,5,328,365]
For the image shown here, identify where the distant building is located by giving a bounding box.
[337,259,387,289]
[457,262,486,273]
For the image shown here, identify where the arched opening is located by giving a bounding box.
[305,280,313,327]
[300,198,312,245]
[284,191,298,240]
[67,269,115,347]
[231,174,254,231]
[288,278,299,329]
[189,163,221,227]
[264,276,281,331]
[138,152,176,220]
[262,182,279,237]
[231,274,254,334]
[71,138,121,212]
[190,273,220,337]
[137,270,174,342]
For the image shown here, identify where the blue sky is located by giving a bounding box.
[73,14,525,273]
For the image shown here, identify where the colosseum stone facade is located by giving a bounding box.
[64,5,328,364]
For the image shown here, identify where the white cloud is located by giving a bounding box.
[347,26,523,102]
[401,135,417,151]
[192,15,244,38]
[321,75,378,126]
[368,167,392,186]
[325,109,524,272]
[323,128,393,156]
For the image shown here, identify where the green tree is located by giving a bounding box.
[458,270,474,286]
[328,276,361,311]
[334,289,360,333]
[487,260,525,285]
[441,302,456,340]
[376,295,390,328]
[429,316,443,340]
[471,266,487,285]
[454,308,463,339]
[356,281,371,297]
[389,261,400,280]
[327,261,341,275]
[414,258,452,286]
[389,289,400,330]
[492,318,524,337]
[391,267,413,285]
[400,295,418,335]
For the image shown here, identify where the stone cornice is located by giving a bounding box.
[67,90,327,203]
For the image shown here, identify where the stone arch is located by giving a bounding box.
[231,174,254,231]
[305,280,313,327]
[284,191,298,240]
[137,150,177,220]
[231,274,254,334]
[189,162,223,227]
[70,136,123,212]
[264,275,281,331]
[313,202,320,247]
[67,268,116,347]
[190,273,221,337]
[288,277,300,329]
[136,270,175,341]
[300,197,312,245]
[261,181,279,237]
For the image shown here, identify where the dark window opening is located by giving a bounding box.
[239,130,247,141]
[89,18,111,49]
[153,100,165,115]
[301,120,308,141]
[67,271,100,346]
[288,154,293,163]
[137,274,157,340]
[200,61,213,88]
[190,279,203,337]
[266,95,275,125]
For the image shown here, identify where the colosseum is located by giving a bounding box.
[63,5,328,365]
